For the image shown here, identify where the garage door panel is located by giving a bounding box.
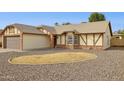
[5,36,20,49]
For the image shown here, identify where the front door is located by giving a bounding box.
[53,35,57,48]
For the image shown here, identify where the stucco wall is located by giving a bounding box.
[4,27,20,36]
[61,34,65,44]
[57,35,60,45]
[111,38,124,46]
[103,25,111,49]
[57,33,103,47]
[23,34,50,50]
[87,34,93,45]
[80,34,86,45]
[80,34,102,46]
[95,34,102,46]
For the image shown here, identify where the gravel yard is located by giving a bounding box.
[0,47,124,81]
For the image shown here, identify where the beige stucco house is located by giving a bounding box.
[1,21,112,50]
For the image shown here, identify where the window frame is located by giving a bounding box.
[67,35,73,44]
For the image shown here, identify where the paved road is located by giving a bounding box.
[0,48,124,81]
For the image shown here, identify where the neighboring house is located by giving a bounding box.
[1,21,112,50]
[2,24,50,50]
[0,30,3,47]
[111,33,124,47]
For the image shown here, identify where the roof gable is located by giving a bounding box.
[5,23,45,35]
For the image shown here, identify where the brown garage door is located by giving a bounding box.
[5,36,20,49]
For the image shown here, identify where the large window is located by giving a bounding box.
[67,34,79,44]
[74,35,79,44]
[67,35,73,44]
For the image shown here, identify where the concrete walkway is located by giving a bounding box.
[0,48,23,53]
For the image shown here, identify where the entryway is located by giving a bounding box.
[53,35,57,48]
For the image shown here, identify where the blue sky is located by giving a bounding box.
[0,12,123,32]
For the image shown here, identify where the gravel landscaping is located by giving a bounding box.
[0,47,124,81]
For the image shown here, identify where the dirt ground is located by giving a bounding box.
[10,52,96,64]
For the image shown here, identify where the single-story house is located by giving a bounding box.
[1,21,112,50]
[2,24,51,50]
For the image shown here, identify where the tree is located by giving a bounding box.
[62,22,71,25]
[54,22,59,26]
[88,12,106,22]
[117,29,124,34]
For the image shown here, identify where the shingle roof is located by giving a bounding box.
[54,21,110,34]
[6,23,45,35]
[4,21,112,35]
[37,25,56,34]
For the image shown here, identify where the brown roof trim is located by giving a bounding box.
[23,32,47,35]
[3,25,20,34]
[4,35,20,37]
[108,22,113,36]
[57,32,105,35]
[4,25,17,30]
[79,32,105,34]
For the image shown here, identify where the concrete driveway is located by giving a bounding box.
[0,48,23,53]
